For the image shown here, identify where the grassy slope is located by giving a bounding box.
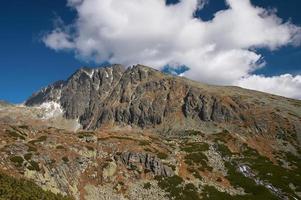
[0,171,73,200]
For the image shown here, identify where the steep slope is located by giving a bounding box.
[25,64,301,143]
[0,171,73,200]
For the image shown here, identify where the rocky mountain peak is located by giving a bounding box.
[25,64,301,144]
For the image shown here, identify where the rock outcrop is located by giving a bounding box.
[114,152,174,177]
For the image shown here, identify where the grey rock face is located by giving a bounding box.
[114,152,174,177]
[25,64,246,130]
[183,88,242,122]
[26,64,125,128]
[25,80,65,106]
[25,64,301,138]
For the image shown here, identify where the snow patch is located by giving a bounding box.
[38,101,64,119]
[238,164,287,199]
[103,70,109,78]
[84,69,94,78]
[238,165,251,176]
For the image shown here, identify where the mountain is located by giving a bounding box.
[0,64,301,200]
[25,64,301,140]
[0,100,12,107]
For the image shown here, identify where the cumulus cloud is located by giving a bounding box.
[236,74,301,99]
[43,0,301,99]
[43,29,74,50]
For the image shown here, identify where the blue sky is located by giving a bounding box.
[0,0,301,103]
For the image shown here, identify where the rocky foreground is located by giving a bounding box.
[0,64,301,200]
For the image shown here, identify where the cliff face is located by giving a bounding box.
[25,64,301,142]
[24,65,299,140]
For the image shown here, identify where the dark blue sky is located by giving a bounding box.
[0,0,301,103]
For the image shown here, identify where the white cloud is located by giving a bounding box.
[43,0,301,99]
[236,74,301,99]
[43,29,74,50]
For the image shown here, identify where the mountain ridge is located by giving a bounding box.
[25,65,301,142]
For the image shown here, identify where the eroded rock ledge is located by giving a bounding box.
[114,152,174,177]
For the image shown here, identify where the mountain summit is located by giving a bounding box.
[26,64,301,140]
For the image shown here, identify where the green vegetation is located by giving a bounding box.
[290,99,301,108]
[37,135,47,141]
[56,145,65,150]
[113,181,124,191]
[213,130,234,144]
[184,130,204,136]
[202,185,235,200]
[10,156,24,167]
[143,182,151,189]
[18,125,29,129]
[129,164,138,171]
[26,144,37,152]
[49,159,56,165]
[157,152,168,159]
[10,154,40,171]
[8,126,28,139]
[5,129,25,140]
[215,143,301,199]
[139,140,151,146]
[201,161,277,200]
[180,142,209,153]
[108,136,136,141]
[201,185,267,200]
[181,142,212,171]
[77,132,94,139]
[144,147,153,152]
[97,137,106,141]
[285,152,301,170]
[215,143,234,157]
[102,162,110,169]
[182,183,200,200]
[62,156,69,163]
[156,175,200,200]
[239,145,301,196]
[97,135,138,141]
[224,161,276,199]
[27,161,40,171]
[0,171,73,200]
[184,152,212,171]
[24,153,32,161]
[202,180,277,200]
[28,135,47,144]
[167,163,176,171]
